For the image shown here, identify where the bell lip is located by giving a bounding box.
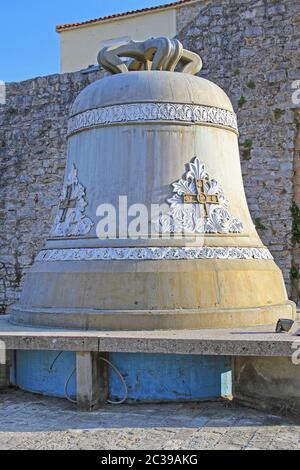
[9,301,296,331]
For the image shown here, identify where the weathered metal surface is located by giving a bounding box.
[15,350,76,398]
[12,349,233,402]
[109,353,232,402]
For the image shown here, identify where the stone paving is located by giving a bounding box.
[0,389,299,450]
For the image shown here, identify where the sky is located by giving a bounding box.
[0,0,167,82]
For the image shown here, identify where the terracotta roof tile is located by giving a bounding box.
[56,0,197,32]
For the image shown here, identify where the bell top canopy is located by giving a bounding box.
[70,38,234,118]
[71,71,234,117]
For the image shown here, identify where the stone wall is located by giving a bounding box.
[176,0,206,32]
[291,110,300,302]
[0,0,300,313]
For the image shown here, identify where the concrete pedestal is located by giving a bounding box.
[1,317,299,413]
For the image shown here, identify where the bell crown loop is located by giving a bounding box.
[97,37,202,75]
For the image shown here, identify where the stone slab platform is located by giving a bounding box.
[0,315,299,357]
[1,389,299,450]
[1,315,300,414]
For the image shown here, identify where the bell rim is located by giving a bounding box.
[9,301,296,331]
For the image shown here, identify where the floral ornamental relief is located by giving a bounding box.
[67,103,238,137]
[158,157,244,234]
[36,247,273,262]
[50,164,94,237]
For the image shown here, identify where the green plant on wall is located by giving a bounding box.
[241,139,253,149]
[254,217,267,230]
[247,81,256,89]
[238,95,246,108]
[291,202,300,244]
[291,266,300,280]
[239,139,253,160]
[274,108,286,119]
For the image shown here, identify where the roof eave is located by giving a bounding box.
[56,0,200,33]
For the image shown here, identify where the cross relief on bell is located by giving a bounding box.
[183,178,220,218]
[50,164,94,237]
[158,157,244,234]
[59,184,77,223]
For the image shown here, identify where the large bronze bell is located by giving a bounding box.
[10,38,296,330]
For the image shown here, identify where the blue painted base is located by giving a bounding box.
[14,350,232,402]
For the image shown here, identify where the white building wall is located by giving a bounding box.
[59,10,177,73]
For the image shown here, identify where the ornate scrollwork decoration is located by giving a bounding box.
[68,103,238,136]
[36,247,273,262]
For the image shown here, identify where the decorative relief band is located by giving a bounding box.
[68,103,238,136]
[36,247,273,262]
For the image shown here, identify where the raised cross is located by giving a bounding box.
[59,185,77,223]
[183,179,219,218]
